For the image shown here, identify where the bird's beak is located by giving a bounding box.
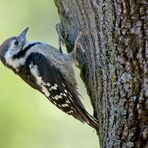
[18,27,29,46]
[19,27,29,38]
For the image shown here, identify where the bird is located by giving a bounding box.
[0,27,98,129]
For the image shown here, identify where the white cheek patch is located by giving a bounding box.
[4,42,48,71]
[4,50,20,71]
[4,41,23,71]
[4,40,20,58]
[4,50,13,59]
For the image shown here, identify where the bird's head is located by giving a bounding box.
[0,27,29,63]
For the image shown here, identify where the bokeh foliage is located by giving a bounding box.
[0,0,98,148]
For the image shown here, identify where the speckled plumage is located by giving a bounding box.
[0,28,99,129]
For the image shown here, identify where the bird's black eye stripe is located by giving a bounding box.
[12,42,41,59]
[14,40,19,45]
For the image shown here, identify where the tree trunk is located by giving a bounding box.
[54,0,148,147]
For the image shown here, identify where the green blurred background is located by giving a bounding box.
[0,0,98,148]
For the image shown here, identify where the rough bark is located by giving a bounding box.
[54,0,148,147]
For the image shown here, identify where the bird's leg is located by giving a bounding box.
[71,30,86,59]
[69,30,87,67]
[56,23,65,53]
[71,27,97,58]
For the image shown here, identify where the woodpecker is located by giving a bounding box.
[0,28,98,129]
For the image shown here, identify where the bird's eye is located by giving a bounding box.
[14,40,19,45]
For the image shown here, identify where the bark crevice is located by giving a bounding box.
[54,0,148,147]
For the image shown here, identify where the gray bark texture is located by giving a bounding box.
[54,0,148,147]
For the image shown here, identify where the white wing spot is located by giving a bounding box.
[59,93,67,97]
[64,89,68,93]
[68,92,73,98]
[66,100,70,104]
[49,84,58,91]
[29,63,50,97]
[62,83,66,87]
[60,93,64,96]
[67,110,73,114]
[69,96,73,100]
[61,104,69,107]
[54,95,62,100]
[63,93,67,97]
[51,97,55,100]
[58,104,62,108]
[46,83,51,87]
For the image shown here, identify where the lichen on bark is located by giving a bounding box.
[54,0,148,147]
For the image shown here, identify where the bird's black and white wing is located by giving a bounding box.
[26,52,98,128]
